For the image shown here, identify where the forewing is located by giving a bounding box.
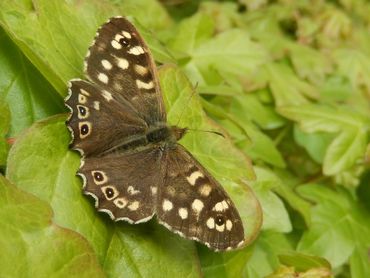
[79,147,163,223]
[85,16,166,124]
[65,79,147,157]
[157,145,245,251]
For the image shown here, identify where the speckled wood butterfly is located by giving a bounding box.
[65,17,245,251]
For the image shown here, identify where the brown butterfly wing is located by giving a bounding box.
[65,79,147,157]
[78,147,163,223]
[84,16,166,125]
[157,145,245,251]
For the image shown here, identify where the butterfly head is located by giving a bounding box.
[170,126,188,141]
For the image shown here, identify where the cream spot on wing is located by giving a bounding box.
[127,186,140,195]
[136,80,154,90]
[91,170,108,185]
[128,46,145,55]
[102,90,113,101]
[216,223,225,232]
[101,185,119,200]
[128,201,140,211]
[80,89,90,96]
[162,199,173,211]
[191,199,204,214]
[206,217,215,229]
[178,208,188,219]
[151,186,157,195]
[122,31,132,39]
[114,34,124,41]
[214,202,223,212]
[213,201,229,212]
[93,101,100,110]
[78,94,87,104]
[186,171,204,186]
[199,184,212,197]
[111,40,122,49]
[98,73,109,84]
[114,197,128,209]
[134,64,148,76]
[115,57,129,70]
[101,59,112,70]
[226,220,233,231]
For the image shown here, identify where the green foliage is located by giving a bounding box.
[0,175,104,277]
[0,0,369,277]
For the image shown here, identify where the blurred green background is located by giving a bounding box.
[0,0,369,277]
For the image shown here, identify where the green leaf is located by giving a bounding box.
[0,0,171,95]
[266,265,332,278]
[279,104,369,175]
[334,48,370,92]
[251,167,292,232]
[0,28,63,136]
[278,251,331,272]
[198,245,253,278]
[0,1,105,94]
[244,231,293,278]
[288,43,333,85]
[238,126,286,168]
[229,94,286,167]
[0,100,10,166]
[350,246,370,278]
[242,5,291,57]
[202,98,286,168]
[198,2,244,33]
[168,12,214,55]
[294,127,335,164]
[182,27,269,87]
[231,94,286,130]
[251,167,313,232]
[319,75,352,103]
[119,0,172,31]
[297,184,370,269]
[264,62,319,107]
[0,175,104,277]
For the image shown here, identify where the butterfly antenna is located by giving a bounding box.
[187,129,225,138]
[175,83,199,127]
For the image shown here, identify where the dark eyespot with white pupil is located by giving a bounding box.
[94,171,104,182]
[78,106,87,116]
[80,124,89,135]
[105,188,115,198]
[119,37,130,47]
[215,215,225,226]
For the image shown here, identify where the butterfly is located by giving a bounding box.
[65,16,245,251]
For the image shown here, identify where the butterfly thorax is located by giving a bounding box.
[146,125,187,147]
[98,125,187,156]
